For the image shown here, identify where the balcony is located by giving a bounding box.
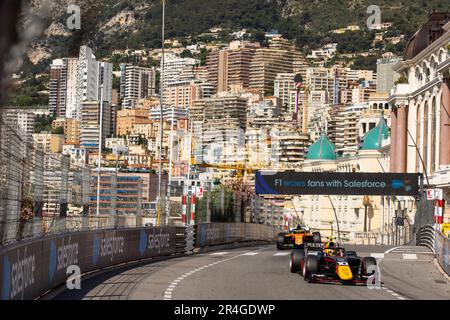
[391,83,410,96]
[431,166,450,188]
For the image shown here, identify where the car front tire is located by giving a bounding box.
[363,257,377,276]
[303,255,319,282]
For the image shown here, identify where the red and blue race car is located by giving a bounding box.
[290,241,377,284]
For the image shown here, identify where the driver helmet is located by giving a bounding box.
[326,242,335,249]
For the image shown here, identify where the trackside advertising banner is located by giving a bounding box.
[255,171,420,196]
[0,227,176,300]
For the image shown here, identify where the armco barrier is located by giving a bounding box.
[435,230,450,276]
[0,223,277,300]
[0,227,179,300]
[416,224,436,252]
[196,223,277,247]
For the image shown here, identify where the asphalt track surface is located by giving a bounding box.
[53,245,450,300]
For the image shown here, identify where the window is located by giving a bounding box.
[415,67,422,86]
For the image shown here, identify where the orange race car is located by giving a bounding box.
[276,225,321,250]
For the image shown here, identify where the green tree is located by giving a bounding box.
[34,115,55,133]
[51,126,64,134]
[180,49,194,58]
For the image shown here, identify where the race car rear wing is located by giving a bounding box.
[305,243,323,250]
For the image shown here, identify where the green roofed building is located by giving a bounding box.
[360,116,390,150]
[305,134,337,160]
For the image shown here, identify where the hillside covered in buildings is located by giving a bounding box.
[1,1,450,242]
[22,0,448,74]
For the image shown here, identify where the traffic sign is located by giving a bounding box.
[196,187,204,198]
[427,188,443,200]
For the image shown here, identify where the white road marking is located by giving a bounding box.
[164,251,247,300]
[211,252,229,255]
[379,247,409,301]
[274,252,290,256]
[371,253,385,259]
[384,246,402,254]
[402,254,418,260]
[242,252,260,256]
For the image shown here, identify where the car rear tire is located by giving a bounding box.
[276,233,286,250]
[290,249,305,274]
[313,232,321,243]
[303,255,319,282]
[363,257,377,276]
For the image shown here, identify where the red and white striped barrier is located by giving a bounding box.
[190,195,196,225]
[182,195,187,224]
[434,189,443,225]
[283,215,289,231]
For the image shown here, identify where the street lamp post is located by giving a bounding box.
[394,198,399,246]
[363,195,370,232]
[329,221,334,238]
[327,195,341,243]
[393,198,406,245]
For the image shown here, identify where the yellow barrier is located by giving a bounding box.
[442,224,450,238]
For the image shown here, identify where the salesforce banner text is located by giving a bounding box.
[255,171,420,196]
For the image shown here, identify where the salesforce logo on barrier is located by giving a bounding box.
[92,235,100,265]
[140,229,171,255]
[49,238,79,284]
[48,240,57,283]
[1,256,11,300]
[139,230,147,256]
[1,249,35,300]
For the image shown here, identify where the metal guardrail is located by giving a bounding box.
[416,224,436,253]
[414,225,450,277]
[435,230,450,276]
